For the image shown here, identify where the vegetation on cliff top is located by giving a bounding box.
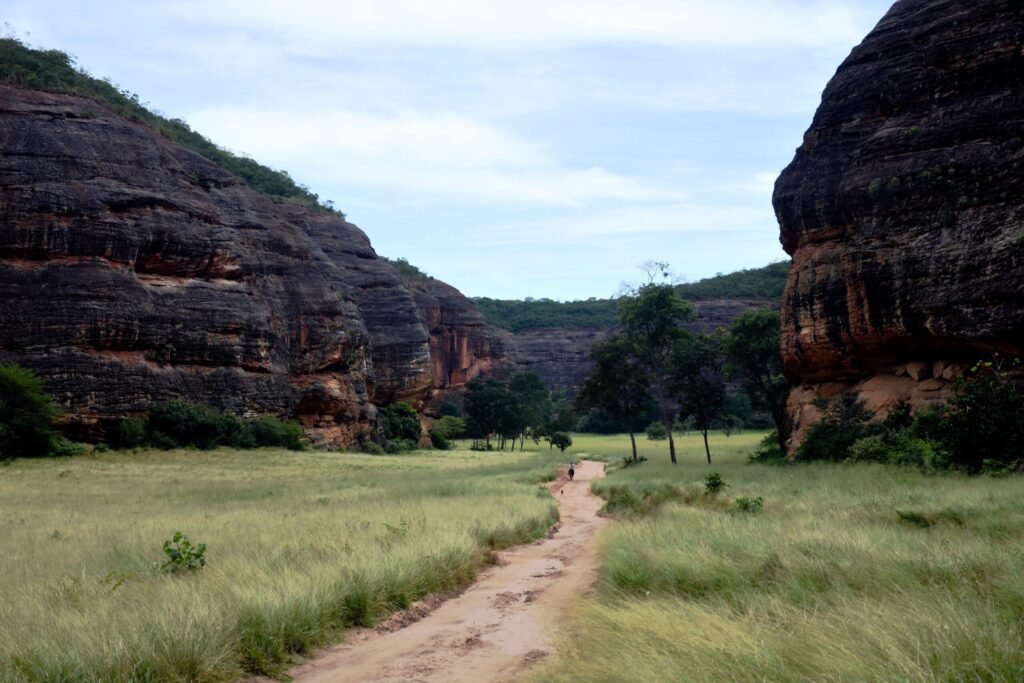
[472,261,789,332]
[0,35,340,215]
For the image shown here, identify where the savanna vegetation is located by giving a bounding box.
[541,431,1024,683]
[0,35,339,215]
[0,447,561,681]
[471,261,789,332]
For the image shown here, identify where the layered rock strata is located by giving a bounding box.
[773,0,1024,444]
[0,85,505,445]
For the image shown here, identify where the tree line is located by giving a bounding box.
[575,277,788,465]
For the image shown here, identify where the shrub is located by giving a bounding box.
[0,363,58,459]
[943,360,1024,472]
[429,432,451,450]
[384,439,416,454]
[107,418,147,449]
[248,416,305,450]
[733,496,764,514]
[431,415,466,440]
[147,401,232,450]
[704,472,727,495]
[49,437,86,458]
[360,441,386,456]
[381,402,421,443]
[620,455,648,469]
[749,430,787,464]
[645,422,667,441]
[160,532,207,573]
[796,393,876,462]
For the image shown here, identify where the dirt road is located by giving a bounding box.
[282,460,606,683]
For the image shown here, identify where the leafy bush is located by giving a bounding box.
[384,439,417,454]
[360,441,386,455]
[49,437,86,458]
[847,432,948,469]
[704,472,727,495]
[733,496,764,514]
[748,430,788,464]
[247,416,305,450]
[0,363,59,459]
[645,422,668,441]
[148,401,232,450]
[161,532,207,573]
[620,455,648,469]
[429,432,451,450]
[942,360,1024,472]
[796,393,876,462]
[381,402,421,444]
[431,415,466,439]
[106,418,147,449]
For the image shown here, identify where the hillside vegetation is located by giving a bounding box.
[0,36,337,215]
[0,448,559,681]
[473,262,789,332]
[541,433,1024,682]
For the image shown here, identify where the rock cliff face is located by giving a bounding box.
[773,0,1024,443]
[508,299,775,394]
[0,85,505,445]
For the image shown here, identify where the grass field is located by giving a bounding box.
[0,448,561,682]
[540,432,1024,682]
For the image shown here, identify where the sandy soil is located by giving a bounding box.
[276,460,606,683]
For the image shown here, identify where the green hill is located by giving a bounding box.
[472,261,790,332]
[0,37,339,215]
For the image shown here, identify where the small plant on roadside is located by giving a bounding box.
[161,532,207,573]
[621,455,648,469]
[704,472,727,495]
[733,495,764,514]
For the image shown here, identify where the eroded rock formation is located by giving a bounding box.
[0,85,505,445]
[773,0,1024,444]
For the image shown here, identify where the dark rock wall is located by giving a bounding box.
[0,85,505,445]
[773,0,1024,443]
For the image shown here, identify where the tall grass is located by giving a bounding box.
[539,433,1024,682]
[0,448,560,681]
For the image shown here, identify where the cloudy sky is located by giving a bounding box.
[4,0,894,299]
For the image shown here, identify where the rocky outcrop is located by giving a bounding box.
[508,299,775,394]
[409,278,515,410]
[773,0,1024,444]
[0,85,505,445]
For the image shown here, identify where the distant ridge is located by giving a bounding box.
[473,261,790,332]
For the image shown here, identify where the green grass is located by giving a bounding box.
[538,432,1024,682]
[0,447,561,681]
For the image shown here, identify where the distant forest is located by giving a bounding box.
[473,261,790,332]
[0,37,339,215]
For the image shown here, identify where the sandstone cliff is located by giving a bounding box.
[0,85,505,445]
[508,299,775,394]
[773,0,1024,443]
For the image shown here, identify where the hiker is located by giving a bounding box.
[568,462,575,481]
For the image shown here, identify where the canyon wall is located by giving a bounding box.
[773,0,1024,444]
[0,85,506,445]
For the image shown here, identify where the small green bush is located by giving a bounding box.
[360,441,386,455]
[796,393,876,462]
[107,418,147,449]
[733,496,764,514]
[645,422,668,441]
[161,532,207,573]
[704,472,727,495]
[0,363,59,459]
[248,416,305,450]
[49,437,86,458]
[381,403,421,443]
[748,430,787,464]
[429,432,451,450]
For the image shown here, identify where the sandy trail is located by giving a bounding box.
[280,459,606,683]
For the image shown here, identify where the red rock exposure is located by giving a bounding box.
[773,0,1024,445]
[0,85,507,446]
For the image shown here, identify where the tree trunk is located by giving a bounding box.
[628,430,638,462]
[702,428,712,464]
[667,425,677,464]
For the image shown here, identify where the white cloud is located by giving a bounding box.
[163,0,877,51]
[187,106,688,206]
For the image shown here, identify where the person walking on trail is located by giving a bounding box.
[568,462,575,481]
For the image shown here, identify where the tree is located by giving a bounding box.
[550,432,572,452]
[576,334,651,462]
[464,377,504,448]
[506,372,552,451]
[381,402,421,446]
[0,364,58,459]
[724,309,791,453]
[671,333,727,464]
[944,360,1024,472]
[618,282,695,464]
